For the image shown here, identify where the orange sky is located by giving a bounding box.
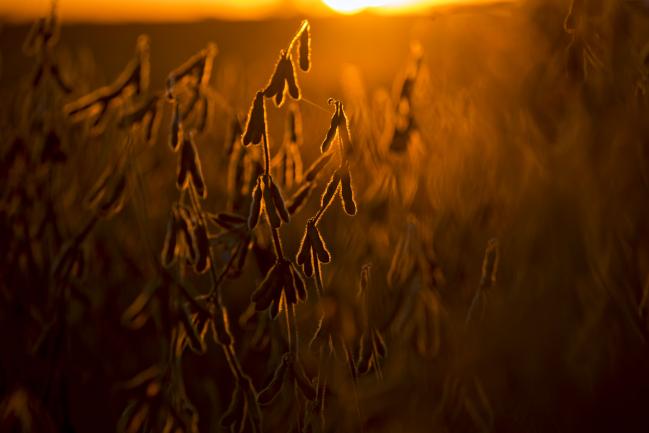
[0,0,493,22]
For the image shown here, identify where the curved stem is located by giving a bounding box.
[287,20,309,54]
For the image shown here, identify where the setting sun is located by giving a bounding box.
[322,0,395,14]
[321,0,489,15]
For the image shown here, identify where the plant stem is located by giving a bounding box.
[287,20,309,54]
[262,121,271,177]
[270,227,284,260]
[188,183,225,304]
[289,303,299,354]
[261,121,286,261]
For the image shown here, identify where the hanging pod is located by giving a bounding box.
[247,176,263,230]
[339,164,357,216]
[298,21,311,72]
[242,91,266,146]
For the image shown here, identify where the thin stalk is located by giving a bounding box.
[262,121,272,177]
[262,124,286,260]
[284,301,299,355]
[270,228,284,260]
[188,183,225,304]
[314,204,328,224]
[287,20,309,54]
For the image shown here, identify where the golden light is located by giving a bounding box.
[320,0,452,15]
[0,0,500,22]
[322,0,394,14]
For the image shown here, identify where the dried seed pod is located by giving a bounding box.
[211,306,233,346]
[248,177,263,230]
[321,107,339,153]
[290,264,307,302]
[262,176,282,229]
[166,44,216,97]
[257,353,290,405]
[97,174,126,219]
[359,263,371,298]
[293,362,317,401]
[120,400,149,433]
[264,51,289,103]
[213,212,248,228]
[356,333,373,375]
[243,92,266,146]
[182,89,200,122]
[286,103,303,144]
[188,134,206,198]
[283,266,298,305]
[304,153,333,182]
[144,103,161,145]
[563,0,582,33]
[232,399,249,433]
[287,182,313,215]
[211,212,247,229]
[176,207,197,263]
[193,311,211,343]
[338,104,353,156]
[169,100,182,151]
[161,209,178,267]
[285,145,303,189]
[220,386,244,428]
[298,22,311,72]
[480,238,499,290]
[50,64,72,94]
[86,165,108,208]
[303,250,314,277]
[120,96,161,145]
[196,95,209,133]
[373,329,387,359]
[339,166,357,216]
[269,295,283,320]
[226,115,243,156]
[321,171,341,209]
[308,223,330,264]
[296,228,312,265]
[274,88,285,107]
[285,55,300,100]
[180,305,206,354]
[251,263,283,312]
[40,129,66,163]
[95,175,128,219]
[231,240,252,278]
[192,223,210,274]
[121,281,160,329]
[177,133,206,198]
[269,179,290,223]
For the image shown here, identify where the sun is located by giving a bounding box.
[321,0,402,14]
[320,0,448,15]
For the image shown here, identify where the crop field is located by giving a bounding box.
[2,1,649,432]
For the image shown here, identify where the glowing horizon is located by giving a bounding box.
[0,0,499,22]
